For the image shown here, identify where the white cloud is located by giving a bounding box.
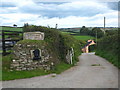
[15,1,111,18]
[0,0,118,27]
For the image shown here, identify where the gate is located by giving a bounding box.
[1,30,23,55]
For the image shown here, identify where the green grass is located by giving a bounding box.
[61,31,75,35]
[52,62,73,74]
[0,26,23,41]
[2,69,51,81]
[0,26,23,31]
[61,31,95,41]
[73,35,95,41]
[95,50,119,68]
[2,54,74,81]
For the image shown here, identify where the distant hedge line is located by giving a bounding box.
[95,33,119,68]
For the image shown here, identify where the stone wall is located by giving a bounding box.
[10,41,59,71]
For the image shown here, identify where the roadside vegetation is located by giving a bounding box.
[61,26,119,68]
[95,30,119,68]
[2,25,84,81]
[2,25,119,81]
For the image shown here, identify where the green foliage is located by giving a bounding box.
[89,45,96,52]
[23,25,81,63]
[105,30,118,36]
[96,33,119,68]
[90,27,104,38]
[2,54,14,71]
[2,25,82,80]
[80,26,89,35]
[96,50,119,68]
[2,56,72,81]
[79,26,104,38]
[52,61,73,74]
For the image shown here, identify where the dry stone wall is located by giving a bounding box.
[10,42,58,71]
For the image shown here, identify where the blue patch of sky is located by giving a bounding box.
[106,2,118,11]
[118,1,120,11]
[1,3,16,7]
[36,2,66,5]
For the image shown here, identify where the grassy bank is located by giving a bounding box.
[2,26,82,81]
[2,51,74,81]
[95,34,119,68]
[96,50,119,68]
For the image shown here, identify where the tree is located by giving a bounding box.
[80,26,89,35]
[13,24,17,27]
[24,23,29,27]
[91,27,104,38]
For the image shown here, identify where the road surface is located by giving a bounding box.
[2,53,119,88]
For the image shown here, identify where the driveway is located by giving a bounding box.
[2,53,118,88]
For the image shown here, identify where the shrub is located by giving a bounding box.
[96,33,119,68]
[23,25,82,64]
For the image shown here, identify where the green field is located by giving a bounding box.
[73,35,95,41]
[61,31,75,35]
[0,26,23,31]
[0,26,23,39]
[61,31,95,41]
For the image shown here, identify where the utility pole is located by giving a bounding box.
[55,24,58,29]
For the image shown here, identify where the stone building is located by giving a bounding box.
[10,32,59,71]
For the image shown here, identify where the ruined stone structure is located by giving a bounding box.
[10,43,58,71]
[10,32,59,71]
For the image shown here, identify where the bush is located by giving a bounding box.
[96,33,119,68]
[23,25,82,64]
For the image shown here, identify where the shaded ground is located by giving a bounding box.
[1,53,118,88]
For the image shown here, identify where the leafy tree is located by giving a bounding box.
[24,23,29,27]
[105,30,118,36]
[13,24,17,27]
[80,26,89,35]
[91,27,104,38]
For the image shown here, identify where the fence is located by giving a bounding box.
[1,30,23,55]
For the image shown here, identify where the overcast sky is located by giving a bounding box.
[1,0,119,28]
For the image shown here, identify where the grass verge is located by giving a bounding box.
[2,54,74,81]
[95,50,119,68]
